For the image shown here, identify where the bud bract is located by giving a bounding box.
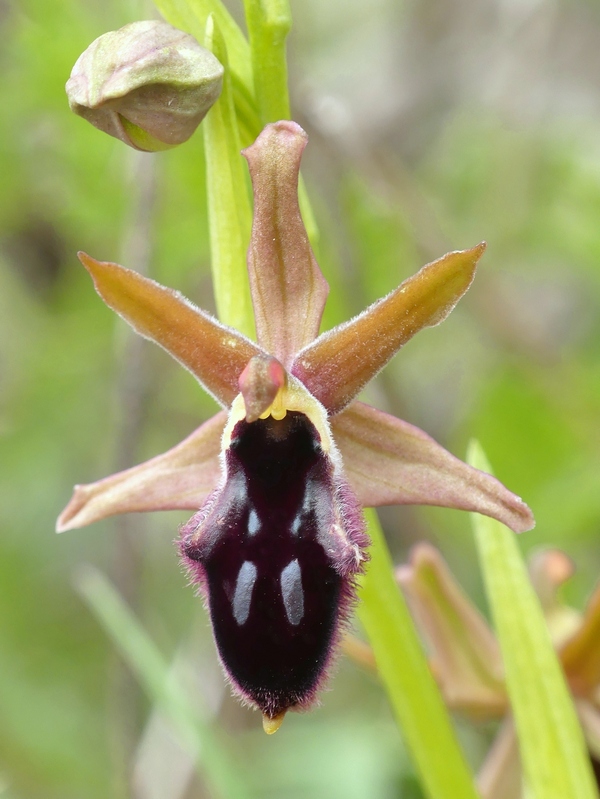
[66,20,224,152]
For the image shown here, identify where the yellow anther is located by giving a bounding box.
[257,388,288,421]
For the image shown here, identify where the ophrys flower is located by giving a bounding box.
[57,120,534,732]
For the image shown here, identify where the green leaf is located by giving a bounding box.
[76,566,252,799]
[468,441,598,799]
[358,509,481,799]
[203,15,255,338]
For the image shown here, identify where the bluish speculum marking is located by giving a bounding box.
[232,560,257,625]
[280,559,304,626]
[182,411,344,718]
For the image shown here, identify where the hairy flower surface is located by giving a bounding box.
[57,120,534,731]
[399,545,600,798]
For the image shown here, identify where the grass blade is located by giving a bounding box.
[468,441,598,799]
[76,566,252,799]
[358,508,481,799]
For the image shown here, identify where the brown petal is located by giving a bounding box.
[477,717,522,799]
[398,543,507,719]
[57,412,226,531]
[292,244,486,414]
[331,401,535,533]
[242,121,329,365]
[559,582,600,696]
[79,252,264,407]
[238,354,286,422]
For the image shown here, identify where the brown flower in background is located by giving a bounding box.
[399,544,600,798]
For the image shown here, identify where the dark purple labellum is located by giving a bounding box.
[181,411,367,720]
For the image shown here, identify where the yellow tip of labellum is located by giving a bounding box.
[262,711,286,735]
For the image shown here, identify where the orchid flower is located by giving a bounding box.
[57,120,533,733]
[398,544,600,798]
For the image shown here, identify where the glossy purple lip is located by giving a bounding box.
[181,412,367,718]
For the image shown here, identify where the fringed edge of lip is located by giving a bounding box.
[176,470,370,726]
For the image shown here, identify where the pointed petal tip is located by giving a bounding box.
[56,517,72,534]
[294,242,487,414]
[55,414,225,534]
[476,490,535,535]
[333,403,536,533]
[77,250,99,273]
[466,440,535,533]
[452,240,486,263]
[56,484,94,533]
[55,485,86,533]
[506,496,535,534]
[56,521,73,534]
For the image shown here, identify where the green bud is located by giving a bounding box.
[66,20,224,152]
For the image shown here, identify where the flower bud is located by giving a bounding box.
[66,20,224,152]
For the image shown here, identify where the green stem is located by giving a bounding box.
[203,15,255,337]
[243,0,292,124]
[358,509,481,799]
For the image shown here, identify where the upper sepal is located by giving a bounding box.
[79,252,265,407]
[292,244,486,415]
[243,121,329,365]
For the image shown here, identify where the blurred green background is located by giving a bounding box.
[1,0,600,796]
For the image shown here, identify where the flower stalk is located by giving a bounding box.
[202,15,254,338]
[243,0,292,124]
